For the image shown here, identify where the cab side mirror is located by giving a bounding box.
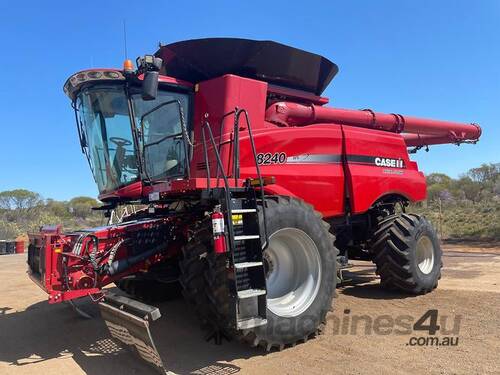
[136,55,163,101]
[142,71,159,101]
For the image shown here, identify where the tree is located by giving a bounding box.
[0,189,43,224]
[494,179,500,196]
[438,189,453,202]
[467,163,499,184]
[0,189,42,211]
[427,184,446,202]
[454,176,482,203]
[0,221,21,240]
[426,173,453,187]
[69,196,99,219]
[46,199,70,218]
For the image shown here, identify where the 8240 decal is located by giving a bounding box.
[256,152,287,165]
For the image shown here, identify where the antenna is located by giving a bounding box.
[123,20,128,60]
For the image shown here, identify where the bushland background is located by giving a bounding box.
[1,163,498,242]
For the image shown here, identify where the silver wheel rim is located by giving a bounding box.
[264,228,321,317]
[416,235,435,274]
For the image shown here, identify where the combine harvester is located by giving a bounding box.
[27,38,481,372]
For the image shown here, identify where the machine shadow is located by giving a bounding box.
[0,294,262,375]
[339,265,415,300]
[1,265,413,374]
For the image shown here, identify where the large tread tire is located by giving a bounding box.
[180,196,338,351]
[178,224,215,328]
[239,196,338,351]
[115,278,182,302]
[370,213,442,294]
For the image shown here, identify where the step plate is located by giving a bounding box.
[237,317,268,330]
[234,261,263,269]
[231,209,257,213]
[238,288,267,299]
[234,235,260,241]
[99,301,166,375]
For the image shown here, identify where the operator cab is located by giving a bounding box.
[64,63,192,200]
[64,38,341,203]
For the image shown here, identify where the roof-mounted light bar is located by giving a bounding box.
[63,55,164,101]
[63,70,126,100]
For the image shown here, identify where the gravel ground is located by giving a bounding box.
[0,245,498,375]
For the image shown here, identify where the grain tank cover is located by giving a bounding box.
[155,38,338,95]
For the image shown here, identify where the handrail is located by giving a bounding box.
[200,123,211,192]
[216,111,236,189]
[200,108,269,250]
[234,108,269,250]
[233,109,241,184]
[201,120,236,255]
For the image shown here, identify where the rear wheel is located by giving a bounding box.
[370,213,442,294]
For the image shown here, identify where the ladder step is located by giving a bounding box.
[237,289,266,299]
[234,261,263,269]
[237,317,268,330]
[231,209,257,214]
[234,235,260,241]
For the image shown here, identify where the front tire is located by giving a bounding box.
[179,196,338,350]
[241,196,337,350]
[370,213,442,294]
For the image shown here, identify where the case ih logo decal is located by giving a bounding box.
[374,157,405,169]
[277,153,406,169]
[346,155,406,168]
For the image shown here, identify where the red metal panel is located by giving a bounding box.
[238,125,345,218]
[99,181,143,202]
[190,75,345,217]
[191,74,268,179]
[342,126,426,214]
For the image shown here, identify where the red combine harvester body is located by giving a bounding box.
[27,38,480,371]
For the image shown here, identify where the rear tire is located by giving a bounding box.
[370,213,442,294]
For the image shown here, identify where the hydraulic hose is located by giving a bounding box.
[107,243,166,276]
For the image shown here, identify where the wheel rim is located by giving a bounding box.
[416,235,435,274]
[264,228,322,317]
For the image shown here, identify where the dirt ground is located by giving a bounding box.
[0,245,499,375]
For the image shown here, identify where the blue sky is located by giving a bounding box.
[0,1,498,200]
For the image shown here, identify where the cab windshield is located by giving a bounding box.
[76,84,190,194]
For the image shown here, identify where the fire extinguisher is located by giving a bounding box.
[211,206,227,254]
